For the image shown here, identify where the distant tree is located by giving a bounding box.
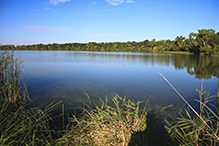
[175,36,186,51]
[1,29,218,54]
[189,29,216,54]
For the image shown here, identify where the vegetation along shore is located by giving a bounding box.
[1,29,219,56]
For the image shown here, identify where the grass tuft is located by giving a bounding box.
[56,94,161,145]
[160,72,219,145]
[0,51,61,145]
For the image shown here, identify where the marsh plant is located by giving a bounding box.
[160,73,219,146]
[0,51,25,105]
[56,92,153,145]
[0,51,61,145]
[164,91,219,146]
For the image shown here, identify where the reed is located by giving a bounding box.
[1,51,23,104]
[55,93,163,145]
[0,51,61,145]
[160,73,219,145]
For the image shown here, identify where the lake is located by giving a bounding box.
[15,51,219,114]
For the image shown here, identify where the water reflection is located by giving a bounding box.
[20,51,219,79]
[14,51,218,112]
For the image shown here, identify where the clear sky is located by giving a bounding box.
[0,0,219,45]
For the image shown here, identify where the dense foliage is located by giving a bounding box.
[1,29,219,55]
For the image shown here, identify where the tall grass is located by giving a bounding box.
[0,51,61,145]
[160,73,219,145]
[56,92,163,146]
[0,51,25,105]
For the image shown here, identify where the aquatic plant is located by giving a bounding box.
[160,73,219,145]
[0,51,61,145]
[0,51,25,105]
[55,93,162,145]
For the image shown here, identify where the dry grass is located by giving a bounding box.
[56,94,155,146]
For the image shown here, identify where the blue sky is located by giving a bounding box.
[0,0,219,45]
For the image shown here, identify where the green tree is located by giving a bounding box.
[174,36,186,51]
[189,29,216,54]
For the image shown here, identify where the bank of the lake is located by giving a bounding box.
[1,29,219,56]
[1,51,219,145]
[163,51,194,55]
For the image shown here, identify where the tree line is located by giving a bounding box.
[1,29,219,55]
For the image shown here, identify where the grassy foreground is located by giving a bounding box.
[0,51,218,145]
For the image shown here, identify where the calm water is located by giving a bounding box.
[15,51,219,113]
